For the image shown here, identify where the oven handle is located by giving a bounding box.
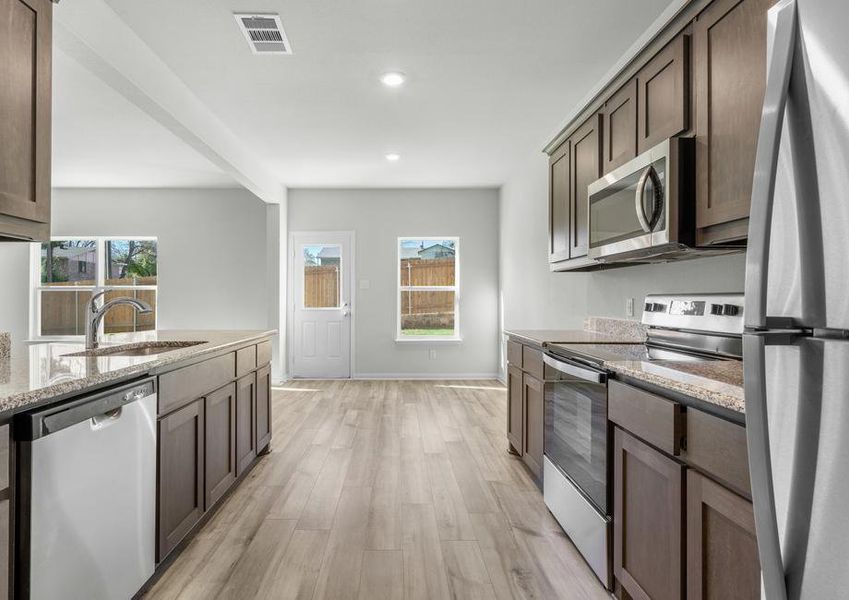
[543,354,607,384]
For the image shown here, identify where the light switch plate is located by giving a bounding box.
[429,349,437,360]
[625,297,634,317]
[359,279,370,290]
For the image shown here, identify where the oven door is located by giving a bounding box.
[543,354,609,515]
[587,139,671,261]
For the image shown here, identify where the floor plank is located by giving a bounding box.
[142,380,610,600]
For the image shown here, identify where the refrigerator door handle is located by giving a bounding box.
[744,0,798,330]
[745,333,789,600]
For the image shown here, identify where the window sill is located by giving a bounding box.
[394,337,463,344]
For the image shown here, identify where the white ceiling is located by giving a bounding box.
[52,48,235,188]
[55,0,675,189]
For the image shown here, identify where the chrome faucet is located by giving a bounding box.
[85,289,152,350]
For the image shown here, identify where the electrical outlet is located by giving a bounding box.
[625,297,635,318]
[429,349,437,360]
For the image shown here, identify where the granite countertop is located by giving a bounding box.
[0,329,276,421]
[605,359,744,415]
[505,317,647,346]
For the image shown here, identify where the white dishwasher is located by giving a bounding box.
[16,378,157,600]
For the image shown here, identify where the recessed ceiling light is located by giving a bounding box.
[380,72,406,87]
[385,153,401,162]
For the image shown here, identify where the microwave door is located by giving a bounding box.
[588,165,654,260]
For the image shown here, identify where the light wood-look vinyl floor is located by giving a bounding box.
[142,379,610,600]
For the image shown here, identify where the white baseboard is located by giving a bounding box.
[352,372,501,381]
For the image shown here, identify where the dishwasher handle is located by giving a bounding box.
[16,378,156,441]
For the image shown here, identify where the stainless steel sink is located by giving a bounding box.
[63,341,206,358]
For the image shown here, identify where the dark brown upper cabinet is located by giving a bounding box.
[548,140,571,264]
[637,33,690,154]
[0,0,52,242]
[614,427,684,600]
[694,0,775,245]
[158,398,205,561]
[205,383,237,510]
[602,79,638,174]
[569,114,601,259]
[687,470,761,600]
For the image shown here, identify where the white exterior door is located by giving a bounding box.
[291,232,352,378]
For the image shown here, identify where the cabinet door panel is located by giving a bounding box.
[638,34,689,153]
[614,427,684,600]
[256,364,272,451]
[603,80,637,173]
[570,114,601,259]
[236,373,257,476]
[522,373,544,480]
[694,0,775,242]
[549,141,571,263]
[158,398,205,561]
[205,383,236,509]
[507,364,523,454]
[0,0,51,238]
[687,470,760,600]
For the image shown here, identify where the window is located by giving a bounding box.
[397,237,459,340]
[31,238,158,338]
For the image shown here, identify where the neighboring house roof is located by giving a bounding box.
[418,243,455,257]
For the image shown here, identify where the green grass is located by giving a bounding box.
[402,329,455,336]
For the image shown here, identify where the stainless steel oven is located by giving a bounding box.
[587,137,717,264]
[542,353,611,589]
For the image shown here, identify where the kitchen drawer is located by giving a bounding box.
[682,408,751,498]
[522,346,544,381]
[609,380,685,455]
[236,345,257,377]
[257,339,272,366]
[159,353,236,415]
[507,340,523,368]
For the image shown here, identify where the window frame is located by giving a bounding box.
[396,236,461,342]
[29,236,159,341]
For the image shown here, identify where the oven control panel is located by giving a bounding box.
[641,293,744,334]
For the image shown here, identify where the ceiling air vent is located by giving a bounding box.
[234,13,292,55]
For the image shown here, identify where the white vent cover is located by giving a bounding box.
[234,13,292,55]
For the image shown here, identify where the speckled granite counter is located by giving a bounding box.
[505,317,646,347]
[605,359,744,415]
[0,332,9,360]
[0,329,276,422]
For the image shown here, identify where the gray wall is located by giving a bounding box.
[0,188,273,356]
[288,188,500,378]
[499,153,747,329]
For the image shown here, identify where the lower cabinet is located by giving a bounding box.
[158,398,205,561]
[522,373,544,480]
[507,364,523,453]
[204,383,236,509]
[614,427,684,600]
[235,372,257,476]
[687,470,760,600]
[156,341,273,562]
[256,364,272,451]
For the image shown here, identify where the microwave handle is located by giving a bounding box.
[634,166,654,233]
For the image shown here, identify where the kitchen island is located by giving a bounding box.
[0,329,276,599]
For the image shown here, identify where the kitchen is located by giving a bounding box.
[0,0,846,598]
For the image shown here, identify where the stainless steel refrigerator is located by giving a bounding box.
[744,0,849,598]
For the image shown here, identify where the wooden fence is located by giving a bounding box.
[304,265,340,308]
[40,277,157,335]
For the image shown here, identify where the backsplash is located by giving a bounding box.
[0,332,9,360]
[584,317,647,341]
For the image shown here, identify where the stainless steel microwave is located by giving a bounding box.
[587,137,724,263]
